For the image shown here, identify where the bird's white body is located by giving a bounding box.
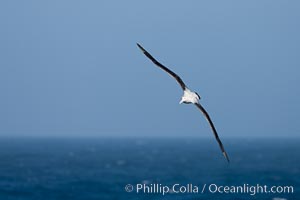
[179,88,200,104]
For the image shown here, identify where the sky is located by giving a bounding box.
[0,1,299,138]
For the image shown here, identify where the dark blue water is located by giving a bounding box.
[0,137,298,200]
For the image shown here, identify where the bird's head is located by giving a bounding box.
[179,98,184,104]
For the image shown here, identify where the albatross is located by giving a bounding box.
[137,43,230,162]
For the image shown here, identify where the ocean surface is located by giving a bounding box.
[0,137,298,200]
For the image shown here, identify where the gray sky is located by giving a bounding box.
[0,1,299,138]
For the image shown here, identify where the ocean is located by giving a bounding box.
[0,137,298,200]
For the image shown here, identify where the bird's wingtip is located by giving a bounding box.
[136,43,145,53]
[223,152,230,163]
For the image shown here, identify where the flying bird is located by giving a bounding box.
[137,43,230,162]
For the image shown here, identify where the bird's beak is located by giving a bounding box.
[179,99,183,104]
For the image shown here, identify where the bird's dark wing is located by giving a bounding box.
[195,103,230,162]
[137,43,186,90]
